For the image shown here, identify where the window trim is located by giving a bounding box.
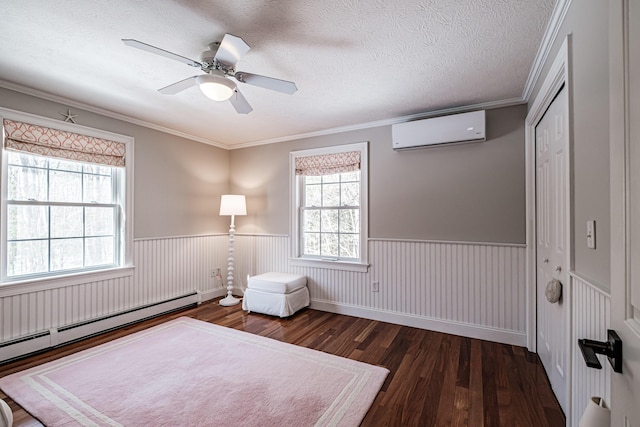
[289,142,369,272]
[0,107,134,290]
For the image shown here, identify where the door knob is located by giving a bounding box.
[554,265,562,272]
[543,258,549,263]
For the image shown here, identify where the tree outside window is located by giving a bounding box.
[6,152,119,278]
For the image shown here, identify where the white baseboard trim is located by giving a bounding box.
[198,288,228,302]
[198,288,245,303]
[0,292,201,363]
[310,299,527,347]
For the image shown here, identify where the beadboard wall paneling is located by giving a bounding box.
[1,275,135,343]
[571,274,611,427]
[2,234,527,350]
[2,233,610,414]
[234,235,527,345]
[133,235,228,303]
[0,235,228,343]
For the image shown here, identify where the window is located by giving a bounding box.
[301,172,360,259]
[1,110,134,286]
[290,142,368,272]
[6,152,119,277]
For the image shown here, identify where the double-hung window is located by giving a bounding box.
[290,142,368,272]
[1,112,133,285]
[6,153,118,276]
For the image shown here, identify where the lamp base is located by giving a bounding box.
[219,295,241,306]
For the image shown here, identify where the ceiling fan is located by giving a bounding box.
[122,34,298,114]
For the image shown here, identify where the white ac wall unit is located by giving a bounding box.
[392,110,486,150]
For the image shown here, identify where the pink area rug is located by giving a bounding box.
[0,317,388,426]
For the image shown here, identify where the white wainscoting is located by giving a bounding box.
[133,235,229,304]
[570,273,611,427]
[234,235,527,346]
[1,232,613,418]
[0,235,229,352]
[1,233,528,360]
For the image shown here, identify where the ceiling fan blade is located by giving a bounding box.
[229,89,253,114]
[214,34,250,68]
[158,76,198,94]
[234,71,298,95]
[122,39,201,68]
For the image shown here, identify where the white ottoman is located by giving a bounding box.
[242,272,309,318]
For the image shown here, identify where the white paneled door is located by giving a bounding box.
[610,0,640,424]
[536,84,569,413]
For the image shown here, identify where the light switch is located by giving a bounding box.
[586,220,596,249]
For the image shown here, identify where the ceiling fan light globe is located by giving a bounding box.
[197,74,235,101]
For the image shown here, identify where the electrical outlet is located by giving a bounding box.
[210,268,216,278]
[214,268,224,287]
[372,281,379,292]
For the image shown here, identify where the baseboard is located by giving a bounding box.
[310,299,527,347]
[0,292,203,364]
[198,288,228,302]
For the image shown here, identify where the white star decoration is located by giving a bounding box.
[60,109,78,123]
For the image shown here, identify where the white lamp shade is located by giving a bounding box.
[579,397,610,427]
[197,72,236,101]
[219,194,247,216]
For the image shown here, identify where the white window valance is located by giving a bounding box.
[294,150,360,176]
[3,118,126,167]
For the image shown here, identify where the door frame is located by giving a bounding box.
[524,35,574,411]
[610,0,640,423]
[610,0,640,338]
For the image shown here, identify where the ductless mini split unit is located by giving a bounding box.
[392,110,486,150]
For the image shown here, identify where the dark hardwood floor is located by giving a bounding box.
[0,299,565,426]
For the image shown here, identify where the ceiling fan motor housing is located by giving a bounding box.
[200,42,229,73]
[200,47,217,65]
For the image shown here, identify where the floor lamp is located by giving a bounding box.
[219,194,246,306]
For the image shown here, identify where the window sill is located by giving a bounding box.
[289,258,369,273]
[0,266,135,297]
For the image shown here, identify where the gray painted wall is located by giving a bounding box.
[0,92,528,245]
[230,104,527,244]
[0,87,230,238]
[529,0,610,288]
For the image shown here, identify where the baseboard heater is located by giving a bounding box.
[0,291,200,364]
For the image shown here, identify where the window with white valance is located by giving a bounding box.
[1,110,134,286]
[290,142,368,272]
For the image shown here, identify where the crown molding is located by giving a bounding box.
[0,79,229,150]
[229,97,526,150]
[1,78,525,150]
[522,0,573,101]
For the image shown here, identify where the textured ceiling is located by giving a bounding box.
[0,0,555,148]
